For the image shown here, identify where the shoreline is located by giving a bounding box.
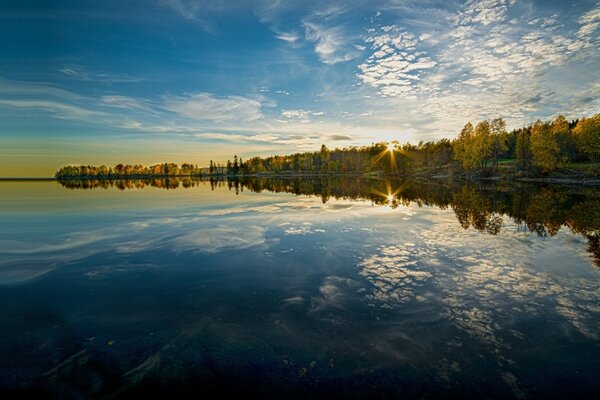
[3,173,600,186]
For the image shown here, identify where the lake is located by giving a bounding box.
[1,178,599,398]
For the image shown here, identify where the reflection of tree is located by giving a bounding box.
[451,186,504,234]
[524,189,567,237]
[57,177,600,266]
[59,177,207,190]
[566,199,600,267]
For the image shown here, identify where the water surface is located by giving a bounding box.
[1,178,599,398]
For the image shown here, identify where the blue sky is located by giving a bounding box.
[1,0,599,176]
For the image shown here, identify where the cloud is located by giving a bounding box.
[304,21,360,64]
[357,25,436,97]
[176,225,268,253]
[191,132,281,143]
[453,0,516,26]
[577,2,600,39]
[275,31,300,43]
[164,92,264,122]
[58,65,144,84]
[157,0,219,30]
[0,99,103,120]
[329,134,353,141]
[159,0,199,20]
[101,95,156,113]
[281,109,311,123]
[353,0,600,133]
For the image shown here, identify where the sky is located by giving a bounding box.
[1,0,599,177]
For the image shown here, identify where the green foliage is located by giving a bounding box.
[514,127,531,171]
[530,120,560,172]
[573,115,600,162]
[490,118,508,169]
[55,162,202,179]
[452,122,477,170]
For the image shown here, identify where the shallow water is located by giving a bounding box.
[1,178,599,398]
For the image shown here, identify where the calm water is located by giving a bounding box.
[1,178,599,399]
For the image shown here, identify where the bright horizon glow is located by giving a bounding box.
[1,0,599,177]
[387,143,395,152]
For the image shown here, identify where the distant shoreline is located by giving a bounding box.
[3,173,600,186]
[0,177,56,181]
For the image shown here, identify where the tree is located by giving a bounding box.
[530,120,559,172]
[453,122,477,170]
[490,118,508,170]
[473,120,492,170]
[551,114,575,163]
[573,114,600,162]
[233,155,239,174]
[515,127,531,171]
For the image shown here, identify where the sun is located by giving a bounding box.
[387,194,394,202]
[386,143,395,152]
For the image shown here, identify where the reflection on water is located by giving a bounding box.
[1,178,600,398]
[59,176,600,265]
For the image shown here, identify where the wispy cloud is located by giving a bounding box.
[101,95,157,113]
[274,30,300,43]
[191,132,281,143]
[159,0,200,20]
[58,65,144,84]
[163,92,264,122]
[0,99,104,120]
[303,21,361,64]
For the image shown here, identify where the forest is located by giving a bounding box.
[55,113,600,179]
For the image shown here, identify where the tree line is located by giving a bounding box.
[55,113,600,179]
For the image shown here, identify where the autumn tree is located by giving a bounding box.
[453,122,477,170]
[490,118,508,170]
[515,127,531,171]
[473,120,492,170]
[530,120,559,172]
[550,114,575,163]
[573,114,600,162]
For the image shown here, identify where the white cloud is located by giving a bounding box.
[357,25,436,97]
[275,31,300,43]
[159,0,199,20]
[164,92,264,122]
[281,109,311,122]
[354,1,600,133]
[191,132,281,143]
[101,95,156,113]
[577,2,600,39]
[58,65,143,83]
[176,225,267,253]
[0,99,103,120]
[304,21,360,64]
[453,0,516,26]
